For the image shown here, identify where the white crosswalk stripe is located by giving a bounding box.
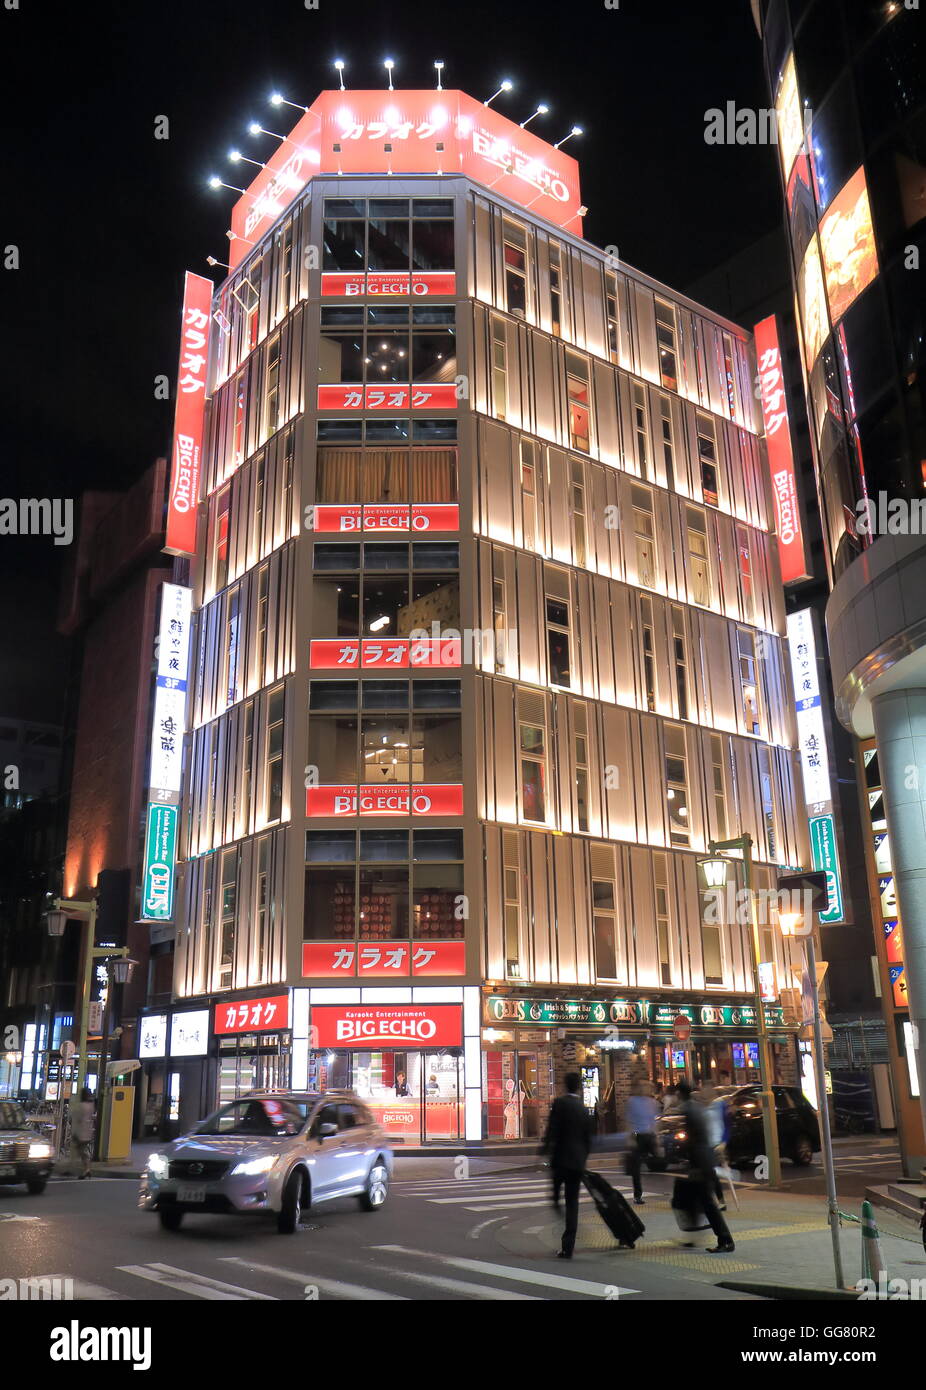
[374,1244,639,1298]
[219,1258,408,1300]
[117,1262,277,1300]
[397,1172,630,1213]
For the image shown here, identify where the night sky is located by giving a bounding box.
[3,0,780,718]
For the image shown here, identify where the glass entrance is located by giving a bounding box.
[311,1048,462,1143]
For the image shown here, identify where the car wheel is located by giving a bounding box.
[359,1159,389,1211]
[277,1170,305,1234]
[790,1134,814,1166]
[26,1178,47,1195]
[159,1208,184,1231]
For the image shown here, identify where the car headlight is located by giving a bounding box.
[231,1154,278,1177]
[146,1152,169,1179]
[29,1142,52,1160]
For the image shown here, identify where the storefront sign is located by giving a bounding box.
[169,1009,210,1057]
[306,783,463,817]
[302,941,465,977]
[166,272,212,557]
[787,607,845,924]
[138,1014,168,1059]
[309,637,462,670]
[809,814,844,925]
[317,383,458,411]
[140,803,178,921]
[890,964,907,1009]
[754,315,809,585]
[229,90,582,268]
[214,993,291,1036]
[884,919,903,965]
[311,1003,463,1048]
[148,583,192,805]
[485,996,786,1029]
[321,272,456,297]
[314,503,459,533]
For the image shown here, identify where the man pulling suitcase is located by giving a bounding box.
[539,1072,595,1259]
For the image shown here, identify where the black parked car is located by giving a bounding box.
[0,1101,55,1193]
[653,1085,820,1170]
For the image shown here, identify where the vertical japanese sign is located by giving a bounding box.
[140,803,178,922]
[786,608,844,924]
[141,584,192,924]
[754,314,809,585]
[165,272,212,557]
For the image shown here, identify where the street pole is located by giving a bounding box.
[65,897,98,1103]
[806,929,845,1288]
[708,835,781,1187]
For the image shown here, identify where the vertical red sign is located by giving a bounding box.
[165,272,213,557]
[754,314,809,585]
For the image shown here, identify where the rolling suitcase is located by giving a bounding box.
[671,1176,712,1233]
[582,1169,645,1249]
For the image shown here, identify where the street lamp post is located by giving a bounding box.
[779,909,845,1288]
[701,835,782,1187]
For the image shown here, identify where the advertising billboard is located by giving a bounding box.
[165,273,212,557]
[818,166,879,326]
[306,783,463,817]
[786,608,845,924]
[140,803,178,922]
[213,993,291,1036]
[754,314,809,585]
[301,941,465,978]
[229,90,583,268]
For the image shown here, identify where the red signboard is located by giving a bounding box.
[309,637,462,669]
[165,272,212,557]
[317,383,458,411]
[315,503,459,533]
[213,993,290,1036]
[302,941,466,978]
[754,315,809,585]
[321,271,456,298]
[306,784,463,817]
[673,1014,692,1042]
[229,90,583,269]
[311,1003,463,1048]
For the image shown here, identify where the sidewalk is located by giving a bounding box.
[497,1174,926,1298]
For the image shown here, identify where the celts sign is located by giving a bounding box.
[485,997,784,1029]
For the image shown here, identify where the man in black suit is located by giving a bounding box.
[676,1081,735,1253]
[540,1072,594,1259]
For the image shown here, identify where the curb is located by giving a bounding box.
[717,1280,858,1301]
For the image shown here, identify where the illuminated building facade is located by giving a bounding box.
[159,88,810,1142]
[754,0,926,1167]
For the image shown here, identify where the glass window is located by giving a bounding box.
[413,828,464,860]
[632,383,649,478]
[412,679,461,709]
[686,508,710,605]
[654,300,678,391]
[665,724,690,847]
[546,597,571,687]
[737,628,760,735]
[696,414,719,506]
[265,687,284,823]
[304,867,355,941]
[519,723,546,823]
[492,318,508,420]
[504,222,527,315]
[360,829,409,862]
[310,680,359,711]
[632,485,656,588]
[306,829,357,862]
[566,352,590,453]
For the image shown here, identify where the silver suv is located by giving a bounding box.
[139,1091,393,1234]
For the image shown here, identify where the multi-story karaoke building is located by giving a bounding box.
[142,87,811,1144]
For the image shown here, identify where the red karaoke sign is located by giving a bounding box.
[311,1003,463,1048]
[314,503,458,533]
[317,384,458,411]
[229,90,583,268]
[309,638,462,669]
[321,271,456,298]
[165,272,212,557]
[301,941,465,978]
[306,784,463,817]
[213,993,290,1036]
[754,314,809,585]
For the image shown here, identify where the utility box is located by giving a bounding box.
[105,1085,135,1161]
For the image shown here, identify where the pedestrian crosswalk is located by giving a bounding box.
[25,1241,639,1302]
[394,1169,633,1214]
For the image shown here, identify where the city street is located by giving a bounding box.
[2,1142,919,1303]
